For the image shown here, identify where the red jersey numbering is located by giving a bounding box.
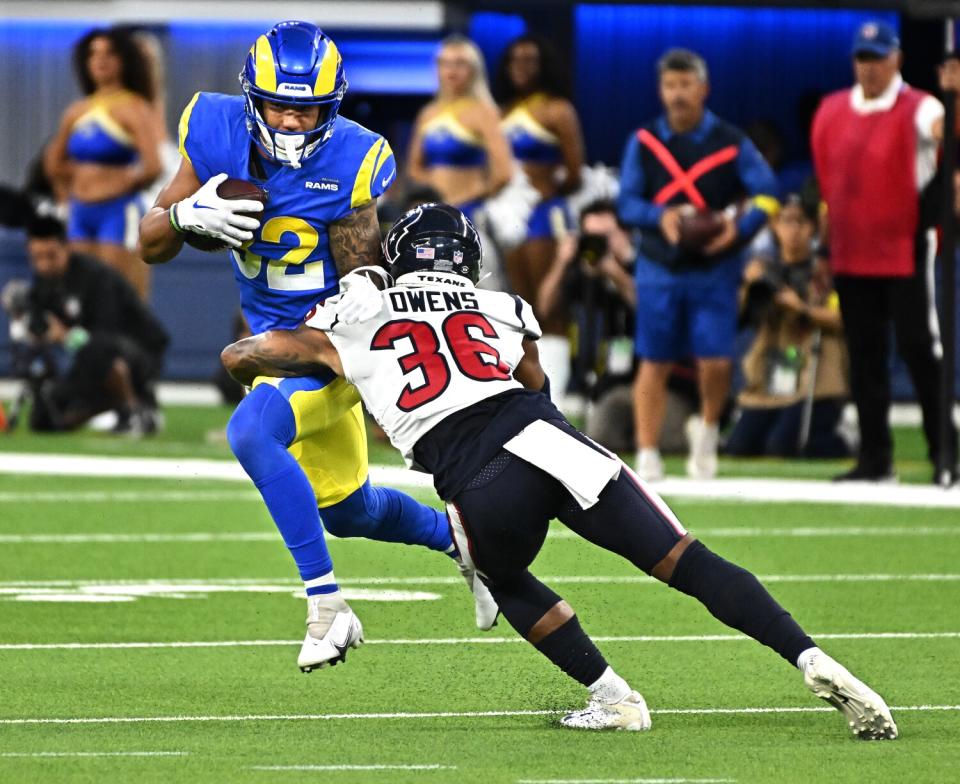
[370,313,511,412]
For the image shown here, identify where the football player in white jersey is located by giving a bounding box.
[221,203,896,739]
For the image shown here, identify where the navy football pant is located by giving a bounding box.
[450,421,813,666]
[448,422,686,585]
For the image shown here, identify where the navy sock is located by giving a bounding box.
[321,480,452,552]
[534,616,609,687]
[227,384,333,583]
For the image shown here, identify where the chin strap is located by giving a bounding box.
[277,133,305,169]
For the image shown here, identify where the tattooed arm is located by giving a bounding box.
[220,326,343,387]
[329,200,382,276]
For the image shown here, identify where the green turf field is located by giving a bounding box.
[0,403,942,482]
[0,410,958,783]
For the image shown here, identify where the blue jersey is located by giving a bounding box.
[177,92,397,334]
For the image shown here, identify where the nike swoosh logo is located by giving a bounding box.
[193,201,216,210]
[381,175,393,188]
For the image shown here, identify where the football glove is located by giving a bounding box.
[336,268,390,325]
[171,173,263,248]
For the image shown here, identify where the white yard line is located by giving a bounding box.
[4,451,960,508]
[0,491,261,503]
[0,751,186,758]
[1,525,957,544]
[0,705,955,726]
[0,631,956,652]
[252,765,456,772]
[2,574,959,589]
[518,779,735,784]
[0,532,278,543]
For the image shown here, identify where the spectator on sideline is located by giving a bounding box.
[617,48,779,480]
[406,35,512,224]
[44,27,161,299]
[811,20,957,483]
[497,34,586,396]
[539,200,700,454]
[726,195,851,458]
[538,200,635,448]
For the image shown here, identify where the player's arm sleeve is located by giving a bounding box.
[616,134,663,229]
[348,137,396,212]
[735,136,780,241]
[176,92,214,182]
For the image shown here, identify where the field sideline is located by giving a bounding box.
[0,406,958,782]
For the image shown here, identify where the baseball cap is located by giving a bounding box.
[852,20,900,57]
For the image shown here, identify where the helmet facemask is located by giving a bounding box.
[241,75,345,169]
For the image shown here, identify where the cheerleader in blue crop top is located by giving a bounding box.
[493,37,584,388]
[494,35,586,397]
[45,28,162,298]
[407,36,513,222]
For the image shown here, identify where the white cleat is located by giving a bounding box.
[560,690,652,731]
[636,448,665,482]
[803,652,898,740]
[297,591,364,673]
[685,416,718,480]
[455,556,499,631]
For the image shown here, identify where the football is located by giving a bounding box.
[676,206,725,251]
[183,178,268,252]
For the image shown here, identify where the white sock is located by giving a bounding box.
[538,335,570,403]
[638,447,661,462]
[588,666,631,704]
[796,646,823,673]
[698,421,719,449]
[304,572,337,597]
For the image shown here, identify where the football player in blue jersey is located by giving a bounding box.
[139,21,496,672]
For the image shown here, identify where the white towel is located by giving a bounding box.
[503,420,621,509]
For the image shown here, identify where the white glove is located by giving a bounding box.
[171,173,263,248]
[336,269,387,325]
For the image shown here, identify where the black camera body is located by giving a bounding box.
[742,257,815,329]
[576,233,609,267]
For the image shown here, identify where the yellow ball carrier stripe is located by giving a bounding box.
[252,374,369,508]
[314,40,341,95]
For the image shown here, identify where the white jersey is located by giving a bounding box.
[305,274,541,465]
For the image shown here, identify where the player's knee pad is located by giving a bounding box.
[486,571,563,638]
[226,384,297,475]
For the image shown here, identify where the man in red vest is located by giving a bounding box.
[812,20,957,483]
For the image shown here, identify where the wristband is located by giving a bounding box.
[169,204,185,234]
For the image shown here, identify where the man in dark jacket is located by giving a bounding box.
[15,216,169,432]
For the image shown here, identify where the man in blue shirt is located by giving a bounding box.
[618,49,778,481]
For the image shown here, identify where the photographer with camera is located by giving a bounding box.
[3,217,169,433]
[539,201,654,450]
[725,195,851,458]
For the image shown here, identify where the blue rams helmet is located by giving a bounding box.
[239,21,347,168]
[383,203,483,285]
